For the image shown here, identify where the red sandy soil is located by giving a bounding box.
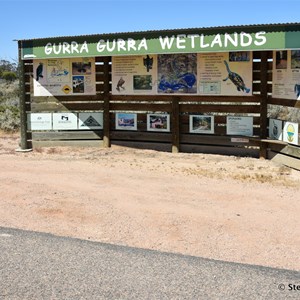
[1,132,300,271]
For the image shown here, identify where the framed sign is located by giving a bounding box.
[78,112,103,130]
[226,116,253,136]
[189,115,214,134]
[283,121,299,145]
[28,113,52,130]
[147,114,170,132]
[115,113,137,130]
[52,112,78,130]
[269,119,283,140]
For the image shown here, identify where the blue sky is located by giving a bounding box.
[0,0,299,61]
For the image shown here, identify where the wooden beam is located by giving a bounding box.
[259,51,268,159]
[172,97,180,153]
[18,41,30,150]
[103,57,111,148]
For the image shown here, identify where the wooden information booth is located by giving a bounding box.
[18,23,300,169]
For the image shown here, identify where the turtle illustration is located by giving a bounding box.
[223,60,250,93]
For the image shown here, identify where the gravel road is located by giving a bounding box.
[1,227,299,300]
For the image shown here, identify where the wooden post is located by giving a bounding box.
[18,41,30,150]
[172,97,180,153]
[259,51,268,159]
[103,57,111,148]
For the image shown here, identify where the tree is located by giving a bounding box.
[0,59,18,79]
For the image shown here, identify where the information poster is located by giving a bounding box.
[28,113,52,130]
[226,116,253,136]
[198,52,252,96]
[112,52,252,96]
[157,53,197,94]
[272,50,300,100]
[112,55,157,95]
[33,58,96,96]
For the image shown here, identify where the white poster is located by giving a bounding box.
[28,113,52,130]
[112,55,157,95]
[283,121,299,145]
[33,58,96,96]
[198,51,252,96]
[78,112,103,130]
[272,50,300,100]
[226,116,253,136]
[269,119,283,140]
[52,112,78,130]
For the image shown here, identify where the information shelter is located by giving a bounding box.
[18,23,300,168]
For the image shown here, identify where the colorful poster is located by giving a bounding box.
[115,113,137,130]
[33,58,96,96]
[112,52,252,96]
[78,112,103,130]
[157,54,197,94]
[112,55,157,95]
[283,121,299,145]
[272,50,300,100]
[28,113,52,130]
[226,116,253,136]
[198,52,252,96]
[147,114,170,132]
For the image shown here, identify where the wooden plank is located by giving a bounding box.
[268,98,300,108]
[180,134,259,147]
[179,104,261,113]
[24,64,33,73]
[180,144,259,157]
[110,131,172,142]
[31,95,104,103]
[268,143,300,158]
[29,102,104,112]
[32,140,104,148]
[110,103,172,112]
[31,131,103,141]
[172,97,180,153]
[268,151,300,170]
[111,140,171,152]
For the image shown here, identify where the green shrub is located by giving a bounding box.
[0,106,20,132]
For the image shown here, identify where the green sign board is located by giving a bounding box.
[21,30,300,60]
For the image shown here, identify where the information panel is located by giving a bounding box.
[33,58,96,96]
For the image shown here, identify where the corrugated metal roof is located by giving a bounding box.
[17,22,300,42]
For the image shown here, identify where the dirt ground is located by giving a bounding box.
[1,132,300,271]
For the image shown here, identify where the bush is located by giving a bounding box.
[2,71,17,82]
[0,106,20,132]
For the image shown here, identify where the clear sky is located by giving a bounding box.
[0,0,299,61]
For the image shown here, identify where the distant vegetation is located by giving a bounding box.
[0,59,19,132]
